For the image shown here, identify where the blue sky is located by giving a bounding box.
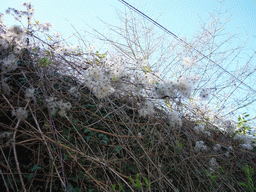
[1,0,255,51]
[1,0,256,126]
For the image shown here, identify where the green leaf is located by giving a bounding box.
[111,184,116,191]
[31,164,41,172]
[141,65,152,74]
[238,182,247,187]
[85,136,91,142]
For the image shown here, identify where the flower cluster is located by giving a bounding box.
[199,89,210,100]
[167,111,182,127]
[194,141,208,152]
[0,53,18,72]
[213,144,221,152]
[0,38,9,51]
[0,25,25,54]
[183,57,196,67]
[56,99,72,117]
[68,86,81,98]
[194,124,211,136]
[209,157,220,171]
[82,65,115,99]
[0,131,13,139]
[154,77,196,99]
[138,101,155,117]
[25,87,35,101]
[12,107,28,121]
[223,120,236,134]
[233,134,256,151]
[45,97,72,117]
[1,78,11,95]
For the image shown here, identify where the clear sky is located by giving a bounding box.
[1,0,255,51]
[1,0,256,127]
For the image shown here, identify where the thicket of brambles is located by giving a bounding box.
[0,2,256,192]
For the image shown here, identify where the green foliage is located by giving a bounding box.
[38,56,51,67]
[238,164,256,192]
[98,133,109,144]
[111,183,123,192]
[128,173,150,190]
[205,170,219,183]
[128,173,142,190]
[143,176,150,189]
[141,65,152,74]
[66,183,81,192]
[24,164,41,181]
[236,112,253,135]
[93,50,106,65]
[174,140,184,154]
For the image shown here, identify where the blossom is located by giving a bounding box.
[183,57,196,67]
[138,101,155,117]
[92,83,115,99]
[25,87,35,101]
[45,97,58,115]
[56,100,72,117]
[1,53,18,72]
[194,124,205,134]
[68,86,81,98]
[194,141,208,152]
[168,110,182,127]
[240,144,253,151]
[143,73,157,87]
[154,80,176,99]
[175,77,194,98]
[1,78,11,95]
[199,89,210,100]
[213,144,221,152]
[0,38,8,51]
[87,44,95,53]
[12,107,28,121]
[209,157,220,170]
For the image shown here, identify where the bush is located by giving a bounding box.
[0,2,255,192]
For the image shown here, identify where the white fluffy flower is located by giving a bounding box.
[92,83,115,99]
[68,86,81,98]
[45,97,58,115]
[0,38,8,51]
[138,101,155,117]
[240,144,253,151]
[142,73,157,87]
[85,66,104,82]
[199,89,210,100]
[223,120,236,134]
[175,77,194,98]
[194,124,205,134]
[154,80,176,99]
[233,134,255,144]
[168,110,182,127]
[194,141,208,152]
[209,157,220,170]
[25,88,35,101]
[57,100,72,111]
[183,57,196,67]
[1,78,11,95]
[213,144,221,152]
[87,44,95,53]
[12,107,28,121]
[1,53,18,72]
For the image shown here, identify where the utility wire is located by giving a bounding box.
[118,0,256,94]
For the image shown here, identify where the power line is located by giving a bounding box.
[117,0,256,94]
